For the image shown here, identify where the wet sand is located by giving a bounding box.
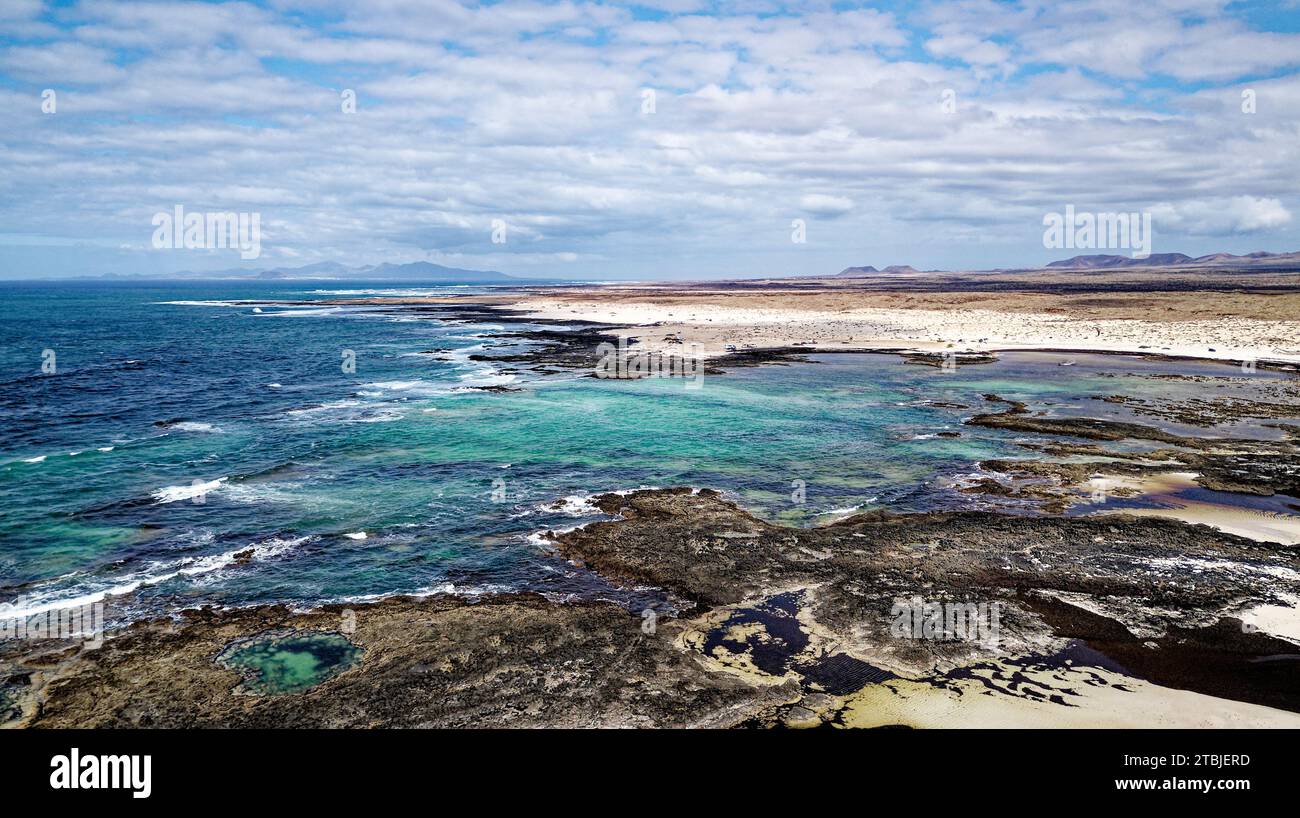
[1087,472,1300,545]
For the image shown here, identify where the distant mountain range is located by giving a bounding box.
[836,264,924,277]
[836,250,1300,276]
[146,260,520,282]
[1042,250,1300,269]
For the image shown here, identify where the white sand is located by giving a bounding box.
[1236,593,1300,644]
[1087,472,1300,545]
[511,296,1300,365]
[840,662,1300,728]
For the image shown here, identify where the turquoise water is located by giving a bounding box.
[217,631,362,695]
[1,281,1292,626]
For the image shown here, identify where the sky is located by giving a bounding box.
[1,0,1299,280]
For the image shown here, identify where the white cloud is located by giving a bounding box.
[800,194,854,217]
[0,42,125,84]
[0,0,1297,278]
[924,34,1009,67]
[1151,197,1293,235]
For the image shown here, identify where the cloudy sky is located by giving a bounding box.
[2,0,1299,280]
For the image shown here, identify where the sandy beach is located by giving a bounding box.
[504,272,1300,365]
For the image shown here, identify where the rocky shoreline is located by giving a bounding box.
[3,481,1297,728]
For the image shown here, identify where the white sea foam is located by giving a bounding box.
[317,582,458,608]
[220,481,300,505]
[545,495,602,517]
[819,500,877,517]
[0,535,310,619]
[154,300,240,307]
[281,399,403,424]
[257,305,387,318]
[152,477,228,504]
[610,485,662,496]
[162,421,221,433]
[343,532,368,540]
[365,380,426,391]
[284,400,361,416]
[349,410,403,423]
[456,370,517,387]
[526,515,600,548]
[306,288,464,297]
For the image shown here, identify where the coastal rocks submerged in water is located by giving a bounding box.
[963,393,1300,505]
[6,488,1297,728]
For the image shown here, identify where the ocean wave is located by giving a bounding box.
[154,300,240,307]
[0,535,311,619]
[818,500,877,517]
[152,477,228,504]
[279,399,404,424]
[364,380,428,391]
[609,485,663,496]
[15,443,122,464]
[256,305,389,318]
[312,582,460,608]
[348,410,404,423]
[525,521,595,549]
[256,306,348,317]
[304,288,466,297]
[283,400,361,416]
[456,370,517,387]
[543,495,603,517]
[360,374,518,398]
[157,421,222,433]
[219,481,300,506]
